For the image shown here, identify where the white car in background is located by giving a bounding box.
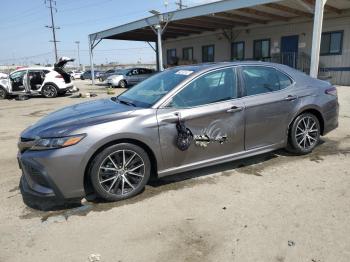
[68,70,83,80]
[0,57,77,99]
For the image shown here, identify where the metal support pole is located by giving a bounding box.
[155,24,164,71]
[155,41,160,71]
[89,37,95,85]
[310,0,326,78]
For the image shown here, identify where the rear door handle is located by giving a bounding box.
[226,106,243,113]
[284,95,298,101]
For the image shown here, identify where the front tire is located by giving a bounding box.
[119,80,127,88]
[0,87,7,99]
[287,113,320,155]
[89,143,151,201]
[41,84,58,98]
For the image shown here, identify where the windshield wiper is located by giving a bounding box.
[114,97,136,107]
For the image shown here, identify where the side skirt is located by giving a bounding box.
[157,142,285,178]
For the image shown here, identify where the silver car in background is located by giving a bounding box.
[18,62,338,208]
[106,68,155,88]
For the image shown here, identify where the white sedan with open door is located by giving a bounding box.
[0,57,77,99]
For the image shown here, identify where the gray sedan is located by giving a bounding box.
[105,68,155,88]
[18,62,338,206]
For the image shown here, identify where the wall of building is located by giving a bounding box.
[163,14,350,85]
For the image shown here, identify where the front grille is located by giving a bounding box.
[21,137,35,142]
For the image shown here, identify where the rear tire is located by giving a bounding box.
[287,113,320,155]
[41,84,58,98]
[89,143,151,202]
[0,87,7,99]
[119,80,127,88]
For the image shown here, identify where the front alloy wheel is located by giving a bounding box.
[42,84,58,98]
[288,113,320,154]
[90,143,151,201]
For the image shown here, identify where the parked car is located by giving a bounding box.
[0,57,77,99]
[98,68,121,82]
[106,68,155,88]
[18,62,338,206]
[80,70,103,80]
[68,70,83,80]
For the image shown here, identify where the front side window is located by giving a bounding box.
[10,70,26,80]
[170,68,237,108]
[321,31,343,55]
[231,41,245,60]
[183,47,193,61]
[253,39,270,60]
[202,45,215,62]
[242,66,292,96]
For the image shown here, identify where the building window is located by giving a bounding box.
[202,45,215,62]
[167,49,177,65]
[231,41,245,60]
[321,31,343,55]
[183,47,193,61]
[253,39,270,60]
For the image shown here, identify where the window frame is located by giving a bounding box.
[182,47,194,61]
[167,48,177,64]
[320,30,344,56]
[253,39,271,60]
[202,45,215,63]
[163,66,242,109]
[231,41,245,60]
[239,65,294,98]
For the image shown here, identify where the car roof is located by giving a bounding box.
[11,67,53,73]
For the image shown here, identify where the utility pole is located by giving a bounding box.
[75,41,81,69]
[45,0,60,62]
[175,0,187,9]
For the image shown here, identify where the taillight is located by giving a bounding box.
[55,75,63,78]
[325,86,337,96]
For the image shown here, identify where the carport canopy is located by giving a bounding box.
[88,0,345,83]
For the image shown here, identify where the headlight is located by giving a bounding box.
[30,134,86,151]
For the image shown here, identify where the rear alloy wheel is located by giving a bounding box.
[42,84,58,98]
[90,143,151,201]
[288,113,320,154]
[0,88,7,99]
[119,80,127,88]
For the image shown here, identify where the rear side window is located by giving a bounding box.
[241,66,292,96]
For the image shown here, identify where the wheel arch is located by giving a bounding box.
[288,106,325,136]
[83,138,158,197]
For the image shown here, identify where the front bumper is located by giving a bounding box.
[17,142,90,201]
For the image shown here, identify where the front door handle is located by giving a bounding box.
[226,106,243,113]
[284,95,298,101]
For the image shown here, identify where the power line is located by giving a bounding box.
[45,0,60,62]
[175,0,188,9]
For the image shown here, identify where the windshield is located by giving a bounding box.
[117,68,195,108]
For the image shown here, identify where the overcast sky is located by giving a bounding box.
[0,0,219,66]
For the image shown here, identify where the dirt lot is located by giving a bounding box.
[0,81,349,262]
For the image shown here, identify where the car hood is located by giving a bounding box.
[21,98,135,138]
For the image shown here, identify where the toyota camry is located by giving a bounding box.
[18,62,339,205]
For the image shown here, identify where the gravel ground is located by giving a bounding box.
[0,80,349,262]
